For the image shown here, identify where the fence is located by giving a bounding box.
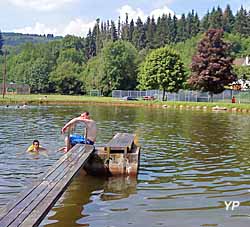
[112,89,250,104]
[112,90,162,99]
[87,90,102,96]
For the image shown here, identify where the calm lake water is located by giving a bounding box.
[0,104,250,227]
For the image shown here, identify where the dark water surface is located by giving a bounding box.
[0,105,250,227]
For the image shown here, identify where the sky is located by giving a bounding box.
[0,0,249,37]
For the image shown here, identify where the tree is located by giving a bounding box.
[154,15,168,47]
[169,14,178,43]
[138,46,186,101]
[82,55,104,92]
[176,14,187,42]
[193,13,200,35]
[200,11,210,32]
[93,18,103,54]
[85,29,96,59]
[234,6,250,36]
[121,13,129,41]
[209,7,223,29]
[186,10,199,38]
[171,34,202,75]
[145,16,156,49]
[62,35,84,51]
[29,58,51,93]
[188,29,237,99]
[49,61,84,94]
[100,40,139,95]
[132,17,146,50]
[234,65,250,80]
[223,4,235,33]
[57,48,84,65]
[128,19,134,42]
[117,16,121,38]
[110,20,118,42]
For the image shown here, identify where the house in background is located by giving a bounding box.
[233,56,250,66]
[231,56,250,90]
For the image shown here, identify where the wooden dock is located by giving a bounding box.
[0,144,94,227]
[105,132,135,153]
[84,133,140,176]
[105,133,139,175]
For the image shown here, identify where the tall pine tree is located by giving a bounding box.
[128,19,134,42]
[132,17,146,50]
[121,13,129,41]
[200,11,210,32]
[85,29,96,59]
[223,4,235,32]
[193,13,200,35]
[145,16,156,49]
[93,18,102,54]
[117,16,121,38]
[168,14,176,43]
[234,6,250,36]
[186,10,199,38]
[209,6,223,29]
[176,14,187,42]
[110,20,118,42]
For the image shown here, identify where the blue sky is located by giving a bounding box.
[0,0,249,37]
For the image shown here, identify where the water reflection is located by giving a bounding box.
[41,173,137,226]
[100,176,137,201]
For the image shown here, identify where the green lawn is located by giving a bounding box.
[0,94,115,103]
[1,94,250,111]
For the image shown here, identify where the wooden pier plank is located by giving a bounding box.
[16,146,92,227]
[0,144,94,227]
[20,145,93,227]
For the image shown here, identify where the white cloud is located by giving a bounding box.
[13,22,58,35]
[11,4,178,37]
[63,18,95,37]
[243,2,250,11]
[8,0,77,11]
[117,5,147,22]
[117,4,178,23]
[150,6,176,18]
[12,18,95,37]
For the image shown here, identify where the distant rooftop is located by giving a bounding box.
[233,56,250,66]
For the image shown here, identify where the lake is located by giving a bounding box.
[0,104,250,227]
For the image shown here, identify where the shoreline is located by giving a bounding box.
[0,94,249,113]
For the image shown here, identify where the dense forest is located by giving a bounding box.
[0,4,250,96]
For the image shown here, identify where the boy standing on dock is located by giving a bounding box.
[61,111,97,152]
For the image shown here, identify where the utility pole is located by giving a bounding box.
[2,49,6,98]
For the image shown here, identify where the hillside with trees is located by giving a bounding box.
[2,32,62,46]
[1,4,250,95]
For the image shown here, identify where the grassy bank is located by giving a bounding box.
[0,94,114,104]
[0,94,250,112]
